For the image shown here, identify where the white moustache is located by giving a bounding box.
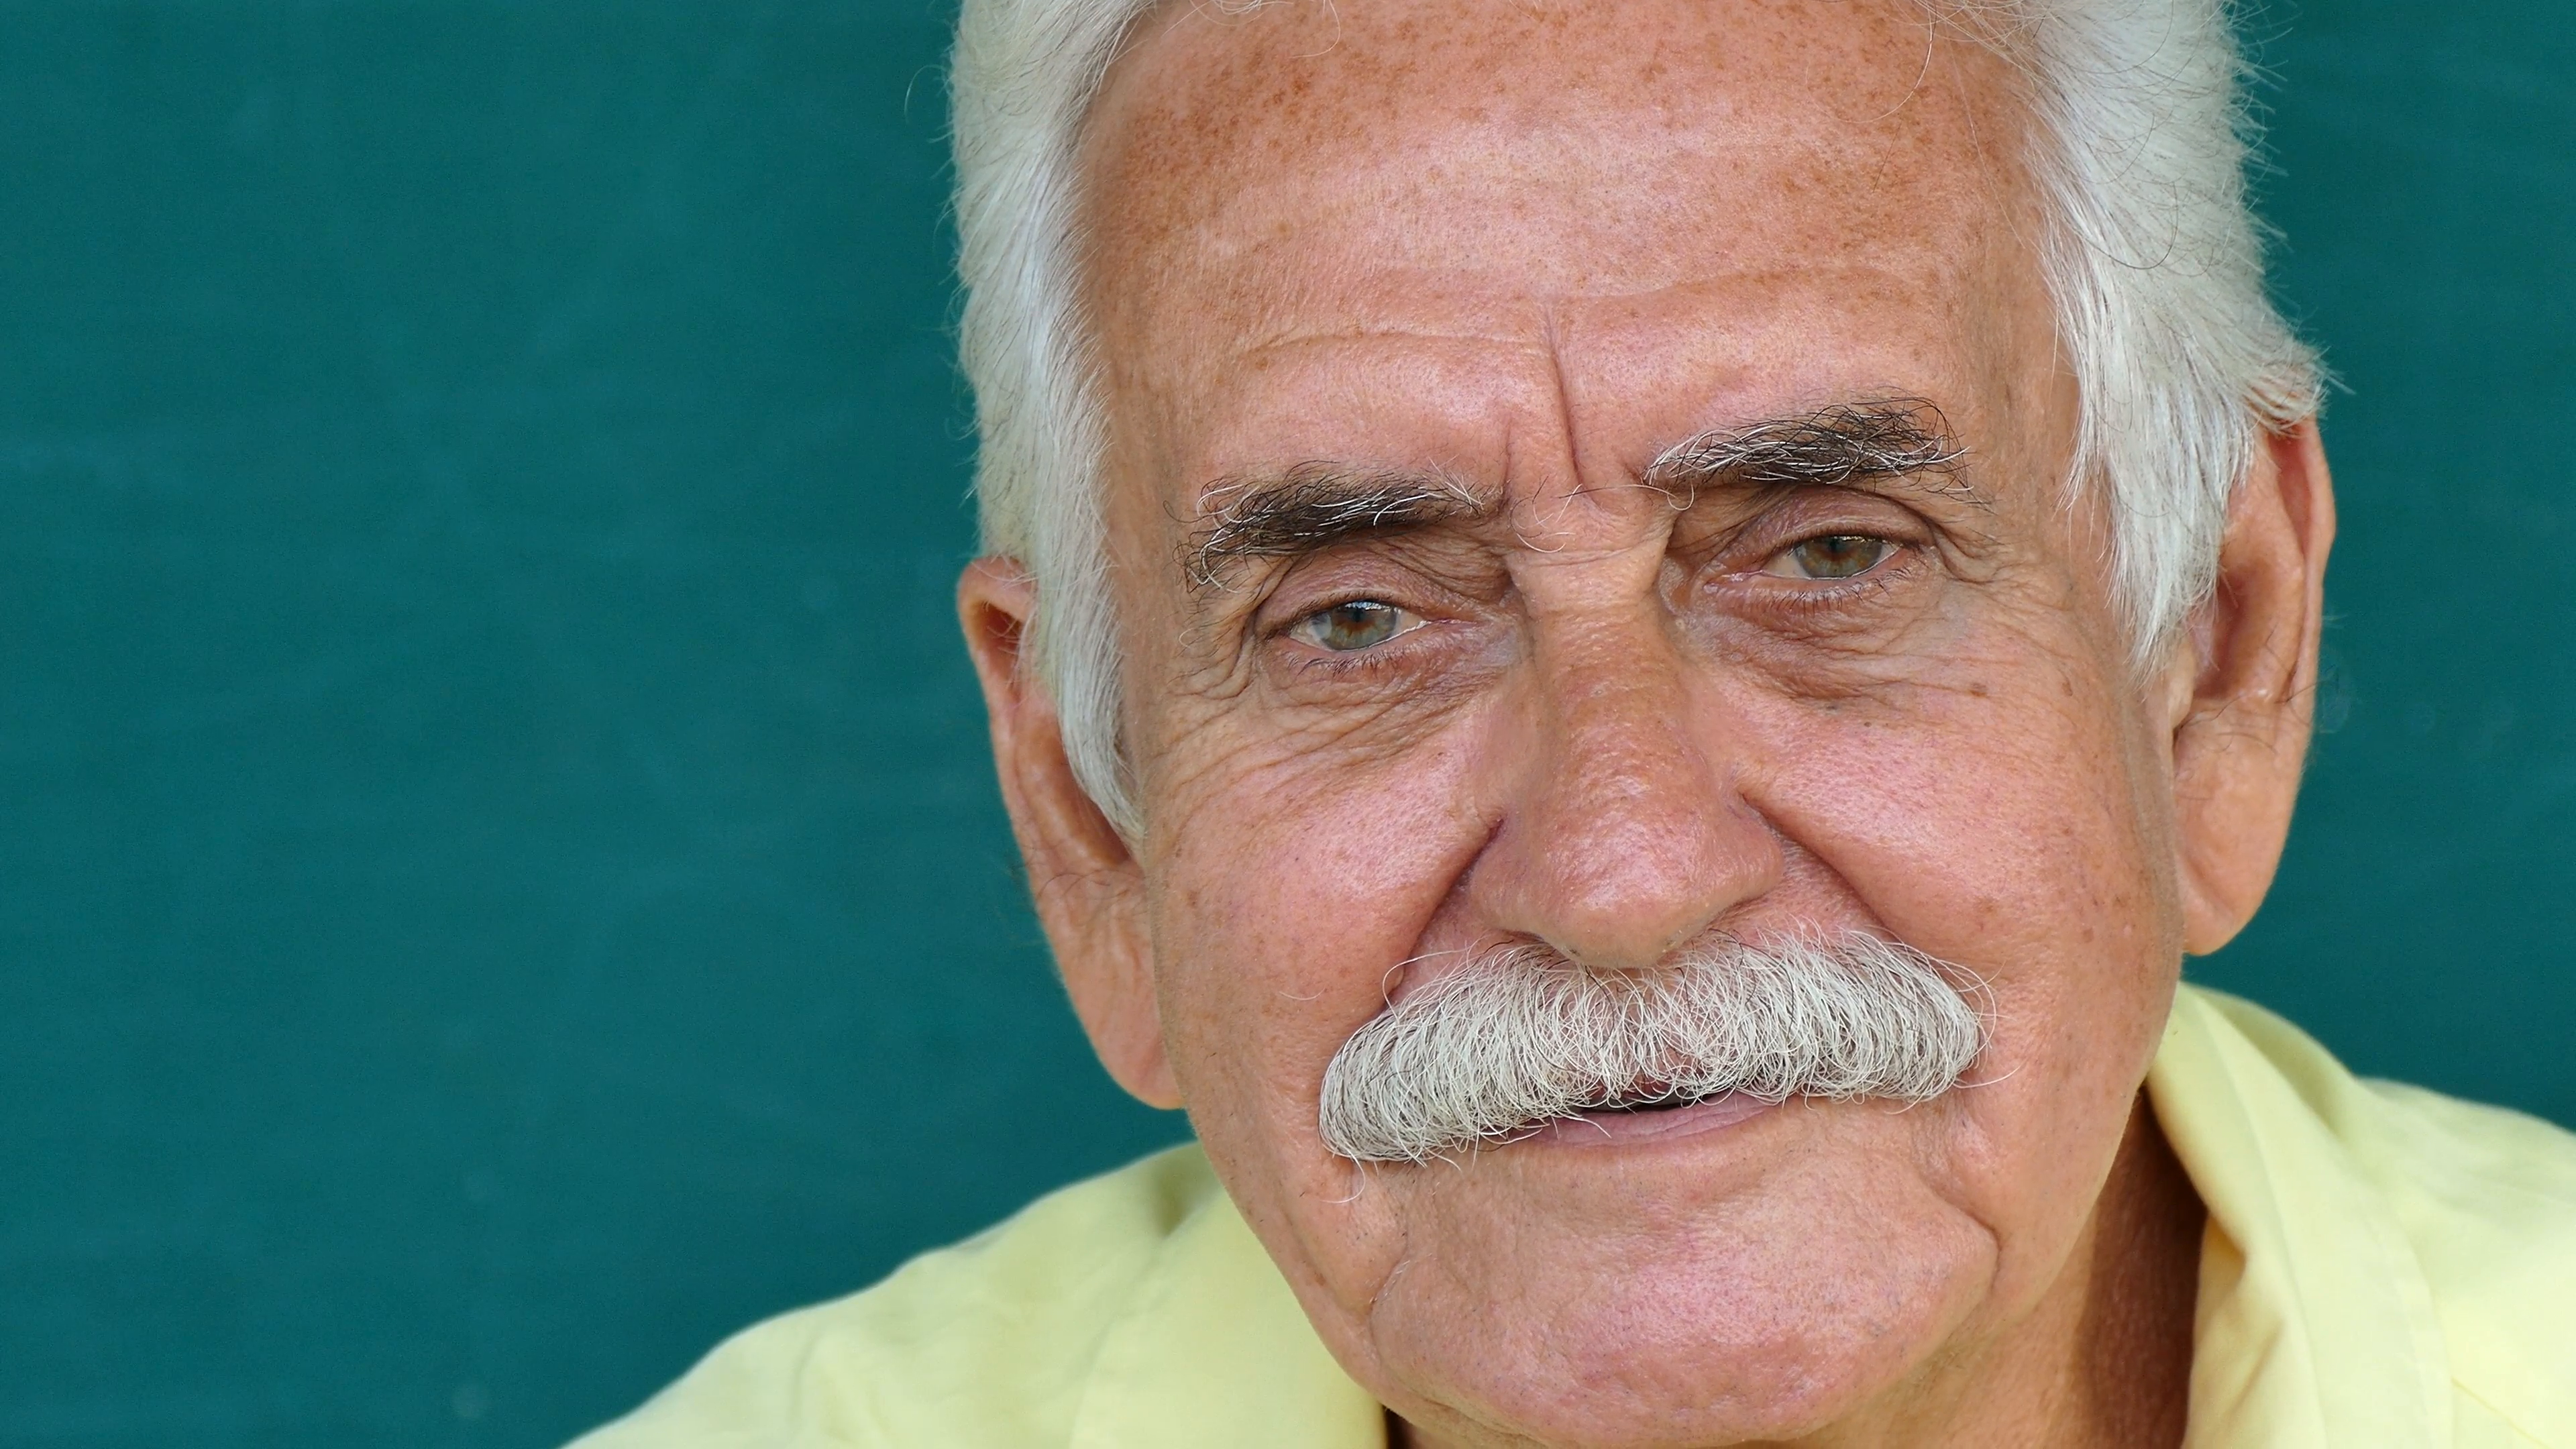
[1318,932,1987,1164]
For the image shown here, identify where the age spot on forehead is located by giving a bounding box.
[1075,0,2049,432]
[1081,0,2031,276]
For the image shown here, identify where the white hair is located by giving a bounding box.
[953,0,2321,839]
[1316,932,1987,1163]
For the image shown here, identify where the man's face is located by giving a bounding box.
[1065,0,2199,1439]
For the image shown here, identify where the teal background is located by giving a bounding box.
[0,1,2564,1445]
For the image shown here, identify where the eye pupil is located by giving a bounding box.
[1317,600,1402,651]
[1792,535,1886,579]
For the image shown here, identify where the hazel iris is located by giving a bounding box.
[1780,534,1892,580]
[1301,600,1407,651]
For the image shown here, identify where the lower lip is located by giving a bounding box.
[1534,1093,1778,1147]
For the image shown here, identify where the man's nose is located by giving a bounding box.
[1468,605,1784,972]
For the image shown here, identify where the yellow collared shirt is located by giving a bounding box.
[571,987,2576,1447]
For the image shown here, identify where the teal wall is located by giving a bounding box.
[2202,3,2576,1129]
[0,2,2565,1446]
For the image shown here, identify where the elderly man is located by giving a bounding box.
[575,0,2576,1443]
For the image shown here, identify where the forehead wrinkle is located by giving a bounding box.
[1079,1,2038,347]
[1193,267,1984,392]
[1224,270,1801,363]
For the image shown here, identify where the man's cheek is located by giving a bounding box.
[1152,765,1481,1093]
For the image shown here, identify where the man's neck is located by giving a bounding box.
[2064,1091,2205,1446]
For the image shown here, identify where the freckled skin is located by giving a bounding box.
[957,0,2337,1445]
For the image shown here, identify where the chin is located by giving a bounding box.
[1348,1110,1994,1448]
[1372,1256,1974,1448]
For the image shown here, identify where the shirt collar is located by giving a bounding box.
[2152,985,2455,1448]
[1071,1162,1385,1448]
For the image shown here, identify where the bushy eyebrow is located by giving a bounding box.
[1644,398,1974,500]
[1187,463,1489,592]
[1183,399,1974,594]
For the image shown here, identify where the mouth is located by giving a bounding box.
[1533,1090,1778,1146]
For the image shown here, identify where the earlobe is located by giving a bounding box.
[957,559,1183,1109]
[2168,422,2337,954]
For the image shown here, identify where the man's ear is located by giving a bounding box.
[957,558,1182,1108]
[2164,421,2337,955]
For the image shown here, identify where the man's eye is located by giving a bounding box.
[1288,600,1419,652]
[1764,534,1894,581]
